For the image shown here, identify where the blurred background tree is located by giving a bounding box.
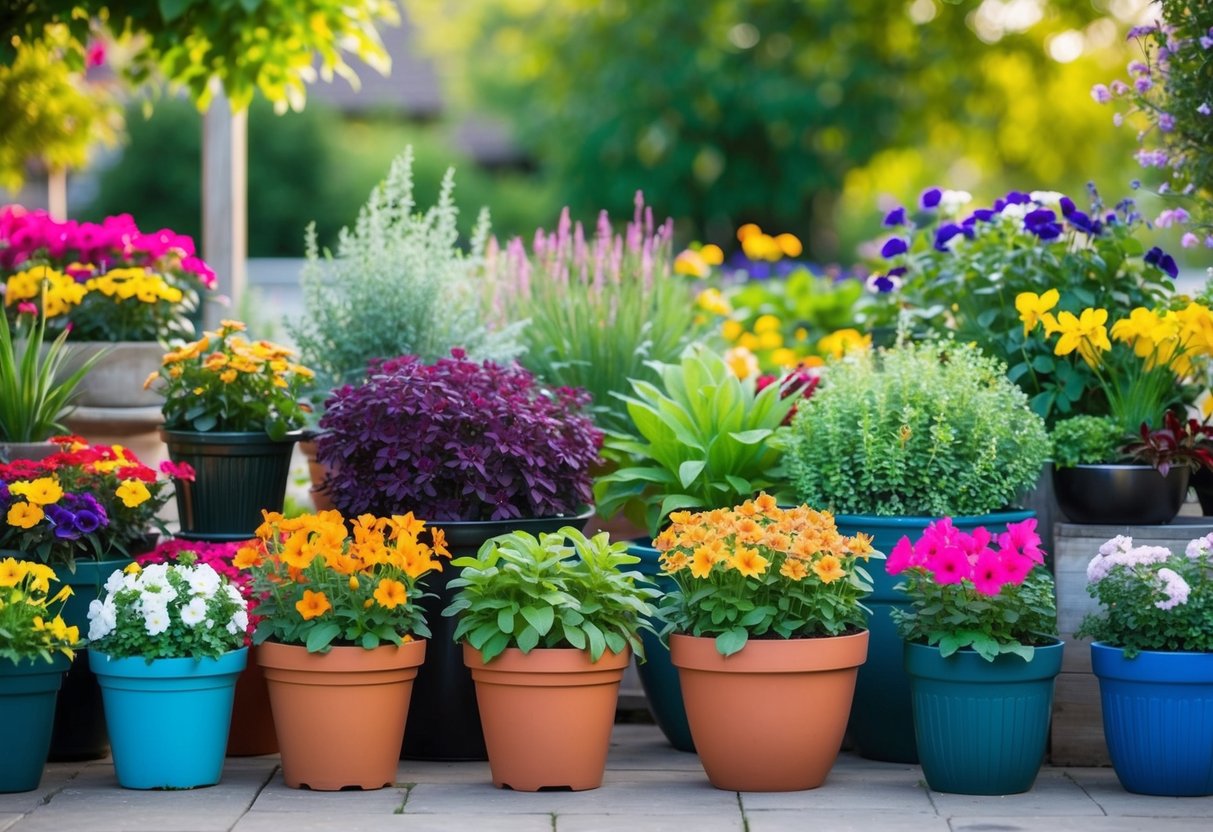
[406,0,1146,260]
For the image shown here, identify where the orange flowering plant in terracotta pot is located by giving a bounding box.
[655,493,881,656]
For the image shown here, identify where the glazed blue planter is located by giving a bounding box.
[1091,642,1213,796]
[906,640,1062,795]
[0,654,71,793]
[90,648,247,789]
[627,540,695,752]
[836,510,1035,763]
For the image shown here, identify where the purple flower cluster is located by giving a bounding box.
[43,493,108,540]
[317,350,603,522]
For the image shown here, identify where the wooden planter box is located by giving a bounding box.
[1051,516,1213,765]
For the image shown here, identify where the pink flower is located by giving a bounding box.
[997,548,1034,586]
[928,545,971,585]
[971,549,1005,596]
[998,518,1044,564]
[16,302,37,316]
[159,460,196,482]
[886,535,916,575]
[959,526,991,559]
[85,41,106,68]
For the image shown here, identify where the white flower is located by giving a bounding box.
[1030,190,1065,206]
[1099,535,1133,557]
[103,569,126,595]
[143,607,170,637]
[939,189,972,212]
[1185,534,1213,560]
[1086,554,1110,583]
[999,203,1030,221]
[223,584,245,608]
[230,609,249,634]
[180,597,209,628]
[1155,567,1191,611]
[87,598,116,641]
[186,565,222,598]
[138,562,170,587]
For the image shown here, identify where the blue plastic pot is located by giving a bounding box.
[906,640,1062,795]
[0,654,71,793]
[836,510,1035,763]
[627,539,694,752]
[1091,642,1213,796]
[90,648,247,789]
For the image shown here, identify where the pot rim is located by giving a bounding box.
[670,629,869,673]
[1057,463,1178,473]
[89,645,248,677]
[160,427,305,442]
[257,638,426,673]
[462,643,631,673]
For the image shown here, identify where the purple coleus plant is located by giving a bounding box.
[317,349,603,521]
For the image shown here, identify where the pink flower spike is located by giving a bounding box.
[971,549,1005,596]
[16,301,37,316]
[929,545,972,585]
[159,460,196,481]
[886,535,915,575]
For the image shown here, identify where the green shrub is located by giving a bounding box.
[786,339,1048,516]
[1050,415,1123,467]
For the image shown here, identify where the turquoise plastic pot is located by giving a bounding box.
[0,654,71,793]
[906,640,1062,795]
[1091,642,1213,796]
[628,540,695,752]
[836,510,1035,763]
[90,648,247,789]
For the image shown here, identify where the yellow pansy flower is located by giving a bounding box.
[1015,289,1060,336]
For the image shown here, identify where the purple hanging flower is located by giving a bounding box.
[881,237,909,258]
[1091,84,1112,103]
[1144,246,1179,278]
[920,188,942,209]
[933,224,965,252]
[883,206,907,227]
[1059,196,1076,217]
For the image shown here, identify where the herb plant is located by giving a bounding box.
[654,494,879,657]
[594,345,803,537]
[87,555,249,661]
[318,350,602,522]
[288,147,523,399]
[0,558,79,664]
[485,194,700,436]
[786,338,1049,517]
[443,526,658,664]
[147,320,314,440]
[1051,415,1124,467]
[241,510,447,653]
[1076,532,1213,657]
[886,518,1058,661]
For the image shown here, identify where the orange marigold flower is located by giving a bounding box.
[390,511,426,539]
[233,545,263,570]
[430,527,450,558]
[374,578,408,609]
[812,554,847,584]
[690,548,718,579]
[780,559,809,581]
[295,589,331,620]
[660,551,690,573]
[729,546,770,578]
[754,493,779,513]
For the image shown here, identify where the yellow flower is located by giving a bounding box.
[674,250,709,278]
[812,554,847,584]
[780,559,809,581]
[754,314,781,334]
[115,479,151,508]
[349,575,360,590]
[724,346,759,379]
[220,369,239,384]
[26,563,54,593]
[818,328,871,359]
[721,319,744,342]
[742,233,782,262]
[11,477,63,506]
[700,244,724,265]
[0,557,26,587]
[695,288,732,317]
[757,330,783,350]
[689,548,718,579]
[233,545,263,569]
[6,501,44,529]
[728,547,770,578]
[1015,289,1060,336]
[775,233,803,258]
[124,561,142,574]
[736,223,761,242]
[373,578,408,609]
[1053,308,1111,368]
[295,590,332,620]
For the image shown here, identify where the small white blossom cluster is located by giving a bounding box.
[1086,535,1205,612]
[1154,567,1191,611]
[87,561,248,652]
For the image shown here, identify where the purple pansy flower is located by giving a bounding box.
[920,188,942,209]
[883,207,907,227]
[881,237,909,258]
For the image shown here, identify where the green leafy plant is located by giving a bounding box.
[1076,532,1213,657]
[443,527,659,664]
[485,195,701,436]
[0,558,80,664]
[0,302,101,444]
[653,494,879,657]
[147,320,313,440]
[242,510,446,653]
[1050,415,1125,467]
[786,338,1049,517]
[86,554,248,661]
[886,518,1058,661]
[287,147,523,401]
[594,345,802,536]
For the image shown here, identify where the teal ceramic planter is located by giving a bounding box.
[161,429,300,541]
[906,639,1062,795]
[836,510,1035,763]
[1091,642,1213,796]
[628,540,694,752]
[0,654,71,793]
[90,648,247,789]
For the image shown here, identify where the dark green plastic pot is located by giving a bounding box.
[0,654,71,793]
[906,639,1063,795]
[627,540,695,753]
[836,510,1035,763]
[161,429,300,541]
[401,509,594,761]
[46,556,132,762]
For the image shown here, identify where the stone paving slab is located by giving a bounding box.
[1063,768,1213,817]
[402,778,738,816]
[739,768,936,813]
[925,770,1104,817]
[0,815,21,832]
[250,774,406,814]
[0,764,81,814]
[234,812,554,832]
[949,816,1213,831]
[746,811,951,832]
[556,814,744,832]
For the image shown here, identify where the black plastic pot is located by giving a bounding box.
[1053,464,1189,526]
[161,429,300,541]
[401,509,594,761]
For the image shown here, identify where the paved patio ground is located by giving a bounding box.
[1,724,1210,832]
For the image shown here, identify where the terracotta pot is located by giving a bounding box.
[465,644,629,791]
[298,439,335,512]
[226,653,278,757]
[671,630,869,791]
[258,639,426,790]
